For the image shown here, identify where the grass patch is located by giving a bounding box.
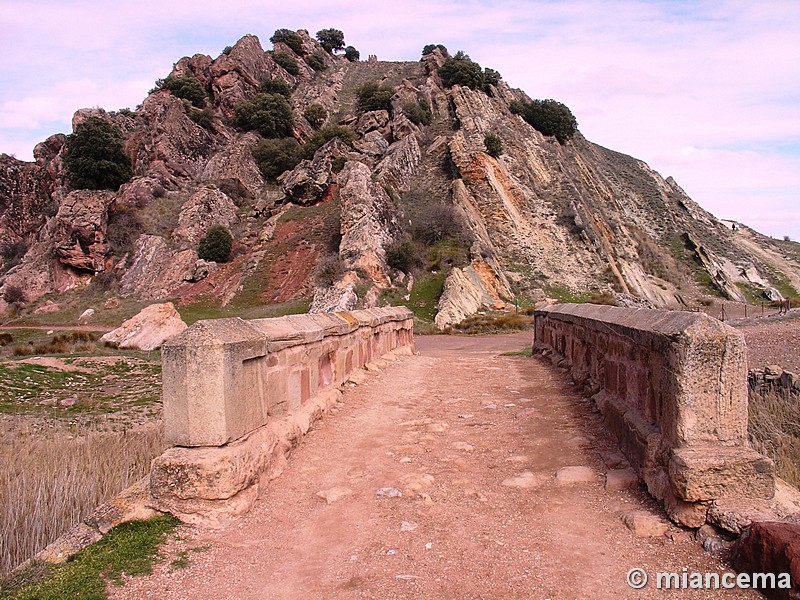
[406,271,447,323]
[1,514,180,599]
[762,264,800,299]
[176,298,312,326]
[736,281,767,305]
[500,347,533,356]
[749,387,800,488]
[542,285,591,304]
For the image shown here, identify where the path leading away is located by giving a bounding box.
[113,333,758,599]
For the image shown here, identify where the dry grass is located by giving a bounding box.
[0,423,167,576]
[748,387,800,488]
[446,312,534,335]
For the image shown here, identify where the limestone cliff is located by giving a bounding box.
[1,30,798,326]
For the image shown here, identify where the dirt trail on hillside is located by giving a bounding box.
[111,333,758,600]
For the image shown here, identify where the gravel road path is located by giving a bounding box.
[110,332,756,599]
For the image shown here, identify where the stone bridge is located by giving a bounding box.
[132,304,799,599]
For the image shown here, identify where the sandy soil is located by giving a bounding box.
[733,311,800,373]
[110,333,758,600]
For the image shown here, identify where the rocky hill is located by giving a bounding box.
[2,30,799,328]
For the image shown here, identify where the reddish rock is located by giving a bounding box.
[732,521,800,600]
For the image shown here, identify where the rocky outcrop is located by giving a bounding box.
[435,260,512,329]
[120,235,196,299]
[172,185,238,247]
[375,134,421,192]
[337,162,400,286]
[732,521,800,600]
[279,139,351,205]
[53,190,116,272]
[100,302,187,351]
[200,132,264,198]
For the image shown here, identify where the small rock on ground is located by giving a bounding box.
[555,466,598,486]
[621,510,669,537]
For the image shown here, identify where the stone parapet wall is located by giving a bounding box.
[534,304,774,527]
[149,307,414,525]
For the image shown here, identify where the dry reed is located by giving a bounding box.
[0,423,166,576]
[748,387,800,489]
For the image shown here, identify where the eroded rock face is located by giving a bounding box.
[120,235,197,299]
[435,260,512,329]
[100,302,187,351]
[201,132,264,198]
[53,190,116,272]
[279,139,351,205]
[337,162,400,286]
[172,185,238,247]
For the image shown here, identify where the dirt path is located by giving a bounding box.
[111,333,758,599]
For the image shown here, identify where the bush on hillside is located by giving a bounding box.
[510,99,578,144]
[386,239,423,273]
[197,225,233,263]
[302,125,355,159]
[344,46,360,62]
[403,100,432,125]
[303,104,327,129]
[252,137,302,180]
[315,28,345,54]
[63,117,132,191]
[273,52,300,76]
[154,75,206,107]
[357,82,394,113]
[270,29,304,55]
[305,53,327,71]
[484,132,503,157]
[438,52,502,94]
[259,78,291,98]
[234,93,294,138]
[422,44,449,57]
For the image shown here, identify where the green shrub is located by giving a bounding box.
[404,100,432,125]
[510,99,577,144]
[438,52,501,94]
[259,78,291,98]
[357,82,394,113]
[234,93,294,138]
[273,52,300,76]
[222,46,232,55]
[422,44,448,57]
[302,125,355,158]
[484,132,503,157]
[252,137,302,180]
[270,29,304,54]
[3,284,25,305]
[344,46,360,62]
[154,75,206,107]
[386,239,423,273]
[305,53,327,71]
[314,254,345,286]
[63,117,132,191]
[331,155,347,173]
[106,204,144,254]
[188,107,214,129]
[303,103,327,129]
[315,28,345,53]
[197,225,233,263]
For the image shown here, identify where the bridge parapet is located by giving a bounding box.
[148,307,414,525]
[534,304,774,527]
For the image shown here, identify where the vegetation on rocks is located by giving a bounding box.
[270,28,304,54]
[197,225,233,263]
[344,45,360,62]
[403,100,432,125]
[153,75,206,107]
[63,117,132,191]
[510,98,578,144]
[303,103,327,129]
[357,82,395,113]
[438,51,501,93]
[305,53,327,71]
[422,43,449,57]
[315,28,345,54]
[234,92,294,138]
[253,137,302,180]
[484,132,503,157]
[272,52,300,75]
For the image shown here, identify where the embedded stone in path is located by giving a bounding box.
[605,468,639,491]
[621,510,669,537]
[555,466,599,486]
[315,486,354,504]
[502,471,548,489]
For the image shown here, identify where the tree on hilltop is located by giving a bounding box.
[64,117,132,191]
[316,28,345,54]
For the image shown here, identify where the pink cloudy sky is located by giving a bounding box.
[1,0,799,239]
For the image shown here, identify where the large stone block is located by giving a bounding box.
[732,521,800,600]
[670,446,775,502]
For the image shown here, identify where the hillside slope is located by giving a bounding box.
[1,30,798,328]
